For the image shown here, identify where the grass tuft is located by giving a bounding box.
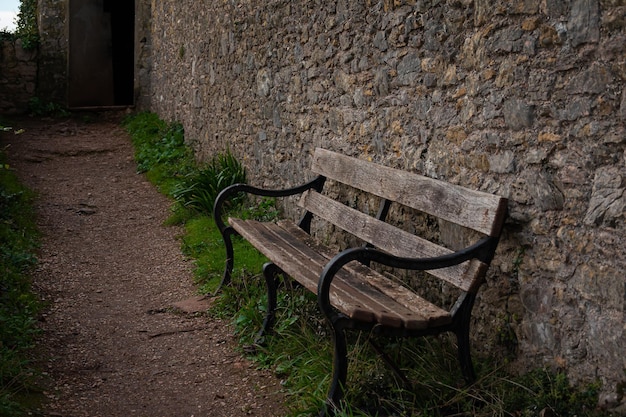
[123,112,194,197]
[172,148,247,215]
[0,142,42,416]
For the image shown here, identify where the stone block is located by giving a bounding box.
[584,166,625,226]
[525,170,564,211]
[567,62,611,95]
[572,262,624,311]
[503,98,534,130]
[489,150,516,173]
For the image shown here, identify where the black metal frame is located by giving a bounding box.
[213,177,502,416]
[316,234,500,414]
[212,175,325,293]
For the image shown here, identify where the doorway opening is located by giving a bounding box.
[68,0,135,108]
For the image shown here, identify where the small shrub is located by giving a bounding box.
[15,0,39,49]
[0,30,15,41]
[172,149,247,215]
[123,112,194,196]
[27,98,70,117]
[0,148,41,416]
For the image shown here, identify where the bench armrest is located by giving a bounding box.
[212,175,326,233]
[317,236,498,319]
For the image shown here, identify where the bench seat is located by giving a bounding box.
[229,218,452,330]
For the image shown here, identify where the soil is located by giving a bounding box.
[1,113,287,417]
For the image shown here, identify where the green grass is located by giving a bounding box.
[180,215,268,294]
[0,141,42,416]
[213,272,609,417]
[173,149,248,215]
[123,112,194,196]
[122,112,613,417]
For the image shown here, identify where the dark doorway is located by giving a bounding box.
[68,0,135,108]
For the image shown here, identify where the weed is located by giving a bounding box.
[172,149,247,215]
[240,197,279,222]
[0,146,41,416]
[123,112,194,197]
[27,98,70,117]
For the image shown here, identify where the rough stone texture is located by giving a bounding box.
[0,39,37,114]
[37,0,68,105]
[133,0,152,109]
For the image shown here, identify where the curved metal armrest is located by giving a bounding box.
[212,175,326,233]
[317,236,497,317]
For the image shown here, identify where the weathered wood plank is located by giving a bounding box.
[228,218,450,329]
[280,223,451,329]
[276,222,448,328]
[310,148,507,237]
[278,222,450,328]
[266,222,433,329]
[298,190,485,292]
[230,218,382,324]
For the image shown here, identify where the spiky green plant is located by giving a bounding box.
[172,149,247,215]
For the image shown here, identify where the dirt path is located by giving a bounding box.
[1,114,286,417]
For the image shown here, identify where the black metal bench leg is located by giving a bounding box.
[255,262,280,344]
[320,319,349,416]
[456,323,476,384]
[214,228,236,295]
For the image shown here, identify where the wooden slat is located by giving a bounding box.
[230,218,408,327]
[233,218,429,328]
[298,189,486,292]
[230,218,391,325]
[343,262,456,327]
[229,218,451,329]
[310,148,507,237]
[278,222,451,328]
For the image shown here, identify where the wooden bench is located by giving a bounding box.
[213,148,507,414]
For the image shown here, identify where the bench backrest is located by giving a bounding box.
[298,148,508,293]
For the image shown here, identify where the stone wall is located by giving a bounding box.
[37,0,68,104]
[0,39,37,114]
[134,0,152,109]
[147,0,626,407]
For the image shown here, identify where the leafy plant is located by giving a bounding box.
[15,0,39,49]
[0,147,41,416]
[240,197,279,222]
[123,112,194,196]
[172,149,247,215]
[0,30,15,41]
[27,98,70,117]
[125,112,180,171]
